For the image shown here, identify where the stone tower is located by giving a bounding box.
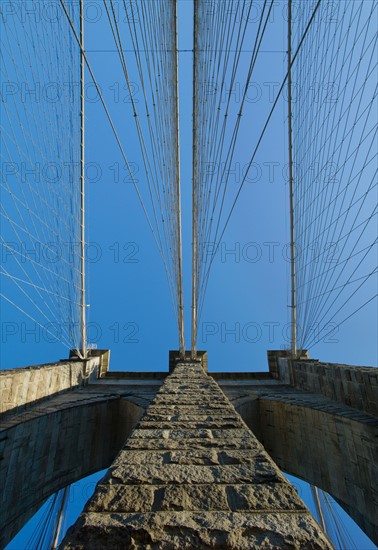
[61,360,332,548]
[1,351,377,548]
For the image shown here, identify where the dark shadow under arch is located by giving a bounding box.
[1,394,144,548]
[234,394,378,545]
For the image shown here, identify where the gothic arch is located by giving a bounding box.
[233,392,378,544]
[0,391,144,548]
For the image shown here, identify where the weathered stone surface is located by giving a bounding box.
[87,485,157,513]
[122,435,259,451]
[225,483,307,511]
[0,356,103,416]
[160,484,230,511]
[130,428,254,440]
[107,462,282,486]
[273,353,378,416]
[61,363,333,549]
[62,511,331,549]
[112,448,267,467]
[3,354,377,548]
[138,420,244,429]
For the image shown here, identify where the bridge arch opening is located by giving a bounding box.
[233,393,377,544]
[1,394,144,548]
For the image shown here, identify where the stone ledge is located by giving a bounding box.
[62,510,331,549]
[86,482,307,514]
[106,463,283,486]
[0,352,110,417]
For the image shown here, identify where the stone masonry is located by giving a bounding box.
[61,362,332,549]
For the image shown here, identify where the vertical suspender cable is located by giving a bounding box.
[173,0,185,359]
[191,0,198,360]
[287,0,297,357]
[311,485,326,532]
[80,0,87,359]
[51,487,69,549]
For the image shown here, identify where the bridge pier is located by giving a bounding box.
[61,361,332,549]
[1,351,376,547]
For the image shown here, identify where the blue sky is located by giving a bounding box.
[1,0,377,548]
[1,0,376,373]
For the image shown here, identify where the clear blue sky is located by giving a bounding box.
[1,0,376,373]
[1,1,377,548]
